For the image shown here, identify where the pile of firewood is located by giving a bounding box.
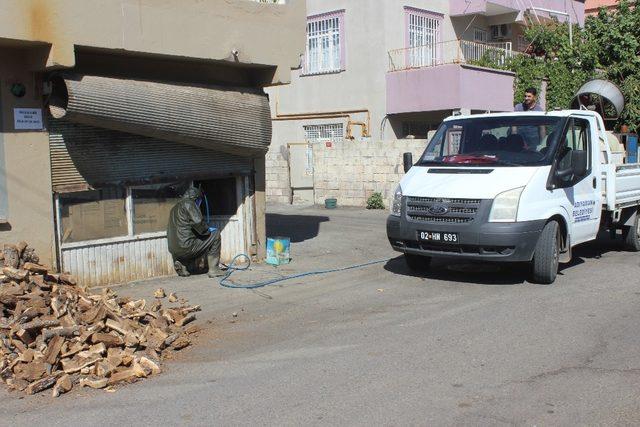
[0,242,200,397]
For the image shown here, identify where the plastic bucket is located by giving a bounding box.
[324,198,337,209]
[266,236,290,265]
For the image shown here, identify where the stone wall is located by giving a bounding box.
[312,139,428,208]
[265,147,291,204]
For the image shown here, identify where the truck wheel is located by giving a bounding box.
[531,221,560,284]
[404,253,431,271]
[623,211,640,252]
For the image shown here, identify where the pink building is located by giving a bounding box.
[585,0,619,15]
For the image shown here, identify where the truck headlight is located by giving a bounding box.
[391,185,402,216]
[489,187,524,222]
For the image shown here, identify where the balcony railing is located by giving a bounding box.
[388,39,517,72]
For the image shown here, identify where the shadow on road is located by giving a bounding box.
[560,234,629,272]
[266,213,330,243]
[384,256,528,285]
[385,234,634,285]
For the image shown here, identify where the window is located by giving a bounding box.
[557,118,591,183]
[59,188,128,243]
[406,7,442,67]
[195,178,239,217]
[304,11,344,75]
[474,28,488,43]
[419,116,564,166]
[57,179,242,245]
[304,123,344,143]
[132,184,183,234]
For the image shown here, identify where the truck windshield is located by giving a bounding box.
[418,116,564,166]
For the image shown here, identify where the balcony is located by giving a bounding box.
[386,40,516,115]
[388,39,517,72]
[450,0,585,26]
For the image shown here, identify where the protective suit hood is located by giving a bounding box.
[182,187,203,200]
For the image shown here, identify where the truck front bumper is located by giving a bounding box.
[387,215,546,262]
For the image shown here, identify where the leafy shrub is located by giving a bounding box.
[366,192,385,210]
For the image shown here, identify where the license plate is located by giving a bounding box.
[418,231,459,243]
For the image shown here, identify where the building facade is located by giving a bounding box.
[0,0,305,286]
[266,0,585,205]
[585,0,619,15]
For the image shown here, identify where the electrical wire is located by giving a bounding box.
[218,254,391,289]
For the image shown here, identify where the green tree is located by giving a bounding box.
[474,0,640,131]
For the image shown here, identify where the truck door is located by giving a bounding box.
[557,117,602,245]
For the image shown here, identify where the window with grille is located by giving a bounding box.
[406,7,442,67]
[304,124,344,143]
[474,28,488,43]
[305,11,344,75]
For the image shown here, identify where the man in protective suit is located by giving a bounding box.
[167,187,224,278]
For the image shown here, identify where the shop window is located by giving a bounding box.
[59,188,127,243]
[132,184,183,234]
[195,178,239,217]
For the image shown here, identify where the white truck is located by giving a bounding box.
[387,110,640,284]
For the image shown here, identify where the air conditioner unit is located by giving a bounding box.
[490,24,511,40]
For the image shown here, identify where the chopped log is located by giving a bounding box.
[168,293,178,303]
[184,324,201,335]
[44,336,65,365]
[105,319,130,336]
[154,288,166,299]
[3,245,20,269]
[19,348,34,363]
[171,336,191,351]
[42,326,80,341]
[108,364,147,385]
[61,354,101,374]
[90,332,123,348]
[138,355,161,375]
[93,360,111,377]
[177,314,196,328]
[2,267,28,281]
[59,274,76,286]
[14,361,47,382]
[52,373,73,397]
[23,263,48,274]
[15,329,35,345]
[16,241,28,257]
[21,318,60,332]
[26,375,57,395]
[7,377,29,391]
[80,376,108,389]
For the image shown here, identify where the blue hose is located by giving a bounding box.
[219,254,390,289]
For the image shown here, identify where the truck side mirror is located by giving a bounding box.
[403,152,413,173]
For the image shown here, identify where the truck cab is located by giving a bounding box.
[387,110,640,284]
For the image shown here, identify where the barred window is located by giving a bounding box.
[304,123,344,143]
[305,11,344,74]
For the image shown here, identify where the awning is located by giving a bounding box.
[48,75,272,157]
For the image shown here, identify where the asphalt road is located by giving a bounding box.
[2,204,640,426]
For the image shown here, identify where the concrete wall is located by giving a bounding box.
[312,139,428,207]
[0,47,56,267]
[0,0,305,84]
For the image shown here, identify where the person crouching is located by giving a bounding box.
[166,187,224,278]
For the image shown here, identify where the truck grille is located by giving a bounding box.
[405,197,481,224]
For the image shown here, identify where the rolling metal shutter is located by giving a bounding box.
[49,119,252,192]
[48,75,272,157]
